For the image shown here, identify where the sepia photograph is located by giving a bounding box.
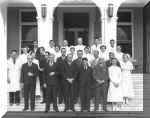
[0,0,149,118]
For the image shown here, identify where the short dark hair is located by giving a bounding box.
[100,45,107,49]
[11,50,17,53]
[82,58,88,61]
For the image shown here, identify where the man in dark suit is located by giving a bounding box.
[79,58,93,112]
[21,55,38,111]
[56,48,67,104]
[93,58,109,111]
[62,53,77,112]
[44,54,59,112]
[72,50,83,103]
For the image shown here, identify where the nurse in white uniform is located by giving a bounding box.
[120,54,134,104]
[75,37,85,52]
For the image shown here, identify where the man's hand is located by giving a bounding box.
[7,78,10,84]
[113,82,119,88]
[97,80,104,84]
[43,83,47,88]
[39,68,44,71]
[49,72,55,76]
[28,72,34,77]
[67,78,74,84]
[20,83,24,88]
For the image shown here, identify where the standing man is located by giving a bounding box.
[62,54,77,112]
[91,38,102,54]
[21,55,38,111]
[79,58,93,112]
[61,40,70,54]
[108,39,116,53]
[72,50,83,103]
[46,40,55,54]
[56,48,67,104]
[7,50,21,106]
[18,46,29,67]
[44,54,59,112]
[93,59,109,111]
[75,37,85,52]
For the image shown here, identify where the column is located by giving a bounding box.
[107,16,118,52]
[37,6,54,49]
[57,9,63,46]
[0,6,7,118]
[89,8,95,46]
[100,7,108,45]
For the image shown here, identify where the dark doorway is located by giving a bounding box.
[64,13,89,46]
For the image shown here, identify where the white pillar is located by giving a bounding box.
[37,6,54,49]
[57,9,63,46]
[101,7,108,45]
[0,6,7,118]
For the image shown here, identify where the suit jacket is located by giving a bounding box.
[79,65,93,87]
[62,61,77,83]
[72,58,82,80]
[21,63,38,85]
[93,64,109,87]
[44,62,58,86]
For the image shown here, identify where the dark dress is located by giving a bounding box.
[21,63,38,110]
[56,56,67,103]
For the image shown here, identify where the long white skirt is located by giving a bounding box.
[122,71,134,98]
[107,82,123,103]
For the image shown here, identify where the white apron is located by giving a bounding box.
[7,58,21,92]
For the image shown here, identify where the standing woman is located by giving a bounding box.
[35,47,46,103]
[107,58,123,111]
[120,54,134,104]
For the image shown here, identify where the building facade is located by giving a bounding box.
[0,0,150,117]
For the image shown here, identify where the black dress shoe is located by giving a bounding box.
[64,108,69,112]
[40,101,46,104]
[23,108,29,111]
[31,108,35,111]
[71,109,75,112]
[45,109,49,113]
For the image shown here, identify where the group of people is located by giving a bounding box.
[7,37,134,112]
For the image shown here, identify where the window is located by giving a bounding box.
[117,10,133,56]
[20,9,38,52]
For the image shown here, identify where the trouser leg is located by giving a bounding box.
[15,91,20,104]
[45,86,51,111]
[30,84,36,110]
[52,86,58,110]
[24,84,30,109]
[95,87,101,110]
[9,92,14,104]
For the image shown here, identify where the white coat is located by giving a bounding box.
[120,61,134,98]
[107,66,123,103]
[7,58,21,92]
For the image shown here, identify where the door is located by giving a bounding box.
[64,13,89,46]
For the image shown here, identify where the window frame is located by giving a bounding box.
[117,9,134,58]
[19,9,37,54]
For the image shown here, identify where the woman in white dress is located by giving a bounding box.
[30,51,41,97]
[120,54,134,104]
[107,58,123,111]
